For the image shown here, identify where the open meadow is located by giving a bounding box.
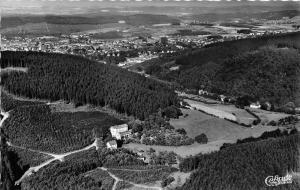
[125,108,278,157]
[248,108,290,124]
[171,109,243,140]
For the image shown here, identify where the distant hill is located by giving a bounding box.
[187,9,300,22]
[1,14,179,29]
[148,32,300,108]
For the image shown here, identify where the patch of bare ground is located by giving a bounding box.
[167,171,191,189]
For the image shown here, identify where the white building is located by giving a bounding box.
[250,102,261,109]
[106,140,117,149]
[110,124,129,140]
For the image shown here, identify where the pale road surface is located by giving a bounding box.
[0,67,28,75]
[14,138,100,185]
[0,109,10,128]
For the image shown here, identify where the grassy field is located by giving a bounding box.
[125,108,278,157]
[170,109,243,140]
[124,129,272,158]
[248,108,290,124]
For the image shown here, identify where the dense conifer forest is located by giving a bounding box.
[0,51,178,120]
[20,148,173,190]
[149,32,300,107]
[2,104,122,153]
[0,134,15,190]
[179,132,300,190]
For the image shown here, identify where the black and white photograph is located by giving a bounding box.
[0,0,299,189]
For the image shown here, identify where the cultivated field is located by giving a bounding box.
[184,98,257,125]
[184,99,237,121]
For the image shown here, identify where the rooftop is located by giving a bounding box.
[119,130,132,135]
[110,123,128,130]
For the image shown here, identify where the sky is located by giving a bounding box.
[0,0,299,15]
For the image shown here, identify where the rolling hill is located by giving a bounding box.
[149,32,300,108]
[0,51,178,120]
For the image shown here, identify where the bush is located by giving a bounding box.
[161,176,175,187]
[195,133,208,144]
[268,120,277,126]
[161,105,182,119]
[176,128,187,135]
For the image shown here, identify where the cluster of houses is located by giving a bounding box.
[105,123,148,162]
[106,124,132,149]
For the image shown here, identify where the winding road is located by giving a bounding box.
[0,67,164,189]
[14,138,100,185]
[0,94,162,189]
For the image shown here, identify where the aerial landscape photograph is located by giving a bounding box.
[0,0,299,189]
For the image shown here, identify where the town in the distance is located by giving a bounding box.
[0,1,300,190]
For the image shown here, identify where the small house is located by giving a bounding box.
[219,95,226,103]
[198,89,208,96]
[106,140,117,149]
[250,102,261,109]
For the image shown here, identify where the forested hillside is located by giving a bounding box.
[152,32,300,107]
[179,132,300,190]
[0,51,178,119]
[0,134,15,190]
[2,104,122,153]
